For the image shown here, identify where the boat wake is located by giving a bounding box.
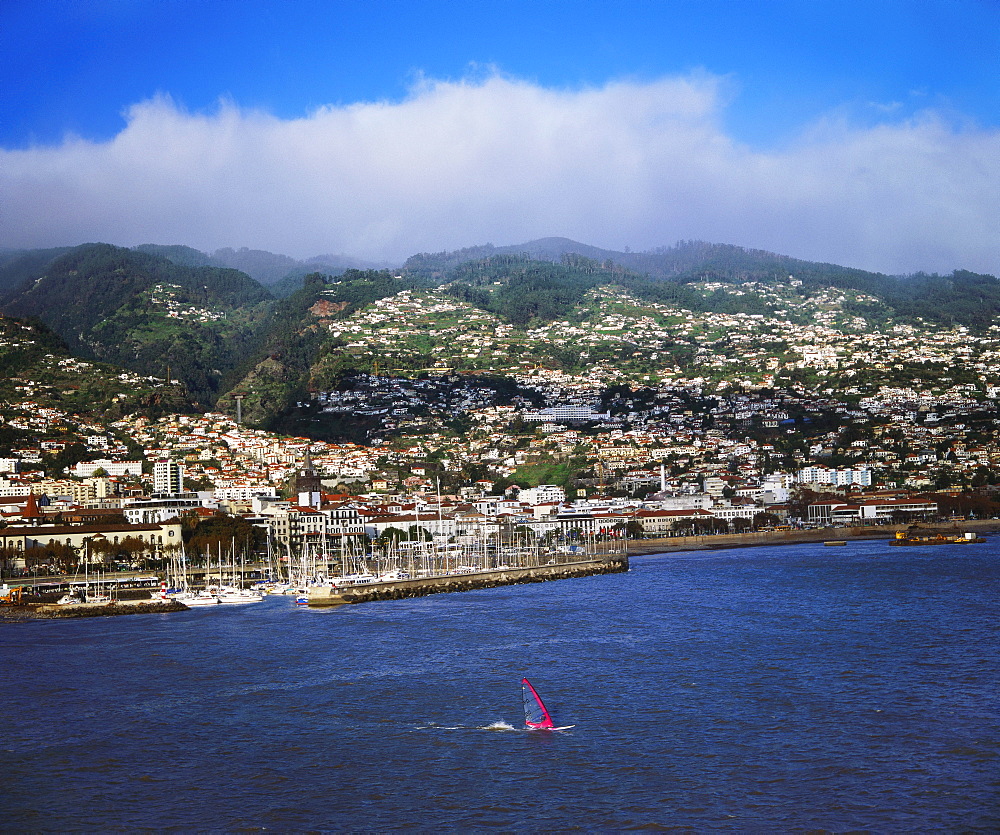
[414,720,521,732]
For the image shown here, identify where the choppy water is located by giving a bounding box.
[2,541,998,831]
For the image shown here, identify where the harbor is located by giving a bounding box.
[3,519,994,617]
[1,534,630,616]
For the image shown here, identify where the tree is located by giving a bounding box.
[619,520,645,539]
[378,526,408,544]
[752,511,782,530]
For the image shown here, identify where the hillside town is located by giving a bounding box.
[5,271,1000,576]
[313,280,1000,394]
[4,363,996,576]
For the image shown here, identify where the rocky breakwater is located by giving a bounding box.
[1,599,187,621]
[307,555,629,607]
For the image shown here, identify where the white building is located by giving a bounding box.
[214,485,279,502]
[797,466,872,487]
[517,484,567,505]
[123,495,202,524]
[153,459,185,495]
[523,405,611,423]
[73,459,143,478]
[807,498,936,524]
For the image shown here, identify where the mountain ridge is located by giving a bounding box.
[4,237,999,430]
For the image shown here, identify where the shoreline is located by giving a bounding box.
[627,519,1000,556]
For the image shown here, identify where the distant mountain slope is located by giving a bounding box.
[133,243,218,268]
[0,244,273,406]
[138,243,393,296]
[0,313,192,420]
[498,236,622,262]
[407,239,1000,332]
[0,246,76,299]
[5,238,1000,430]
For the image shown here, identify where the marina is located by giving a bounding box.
[0,533,629,615]
[3,521,997,616]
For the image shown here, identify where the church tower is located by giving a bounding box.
[295,450,322,508]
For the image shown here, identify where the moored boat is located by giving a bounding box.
[172,590,221,606]
[215,586,264,604]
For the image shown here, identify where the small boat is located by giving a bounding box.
[824,540,848,546]
[172,589,221,607]
[521,678,574,731]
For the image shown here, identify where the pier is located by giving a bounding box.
[306,554,629,606]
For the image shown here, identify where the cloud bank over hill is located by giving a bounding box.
[2,72,997,275]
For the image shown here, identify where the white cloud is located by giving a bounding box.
[1,73,998,275]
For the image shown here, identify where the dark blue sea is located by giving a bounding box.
[2,541,998,831]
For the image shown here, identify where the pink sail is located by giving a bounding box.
[521,677,556,729]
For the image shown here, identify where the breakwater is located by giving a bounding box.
[1,599,186,621]
[307,555,629,606]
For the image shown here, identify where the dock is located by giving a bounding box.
[306,554,629,606]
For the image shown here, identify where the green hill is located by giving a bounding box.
[5,238,999,433]
[0,244,273,406]
[0,313,192,421]
[411,239,1000,333]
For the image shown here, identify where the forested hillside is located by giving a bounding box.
[0,246,75,297]
[0,244,273,406]
[413,240,1000,333]
[0,313,191,420]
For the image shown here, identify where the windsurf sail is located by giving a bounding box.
[521,677,556,729]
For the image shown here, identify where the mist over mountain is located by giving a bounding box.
[136,244,391,287]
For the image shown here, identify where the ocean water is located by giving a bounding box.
[2,541,998,831]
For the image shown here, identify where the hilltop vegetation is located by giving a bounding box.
[416,240,1000,333]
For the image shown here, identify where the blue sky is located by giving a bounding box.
[2,0,998,273]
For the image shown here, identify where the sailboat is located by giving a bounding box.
[521,678,574,731]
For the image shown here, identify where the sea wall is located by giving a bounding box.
[1,599,187,621]
[307,555,629,607]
